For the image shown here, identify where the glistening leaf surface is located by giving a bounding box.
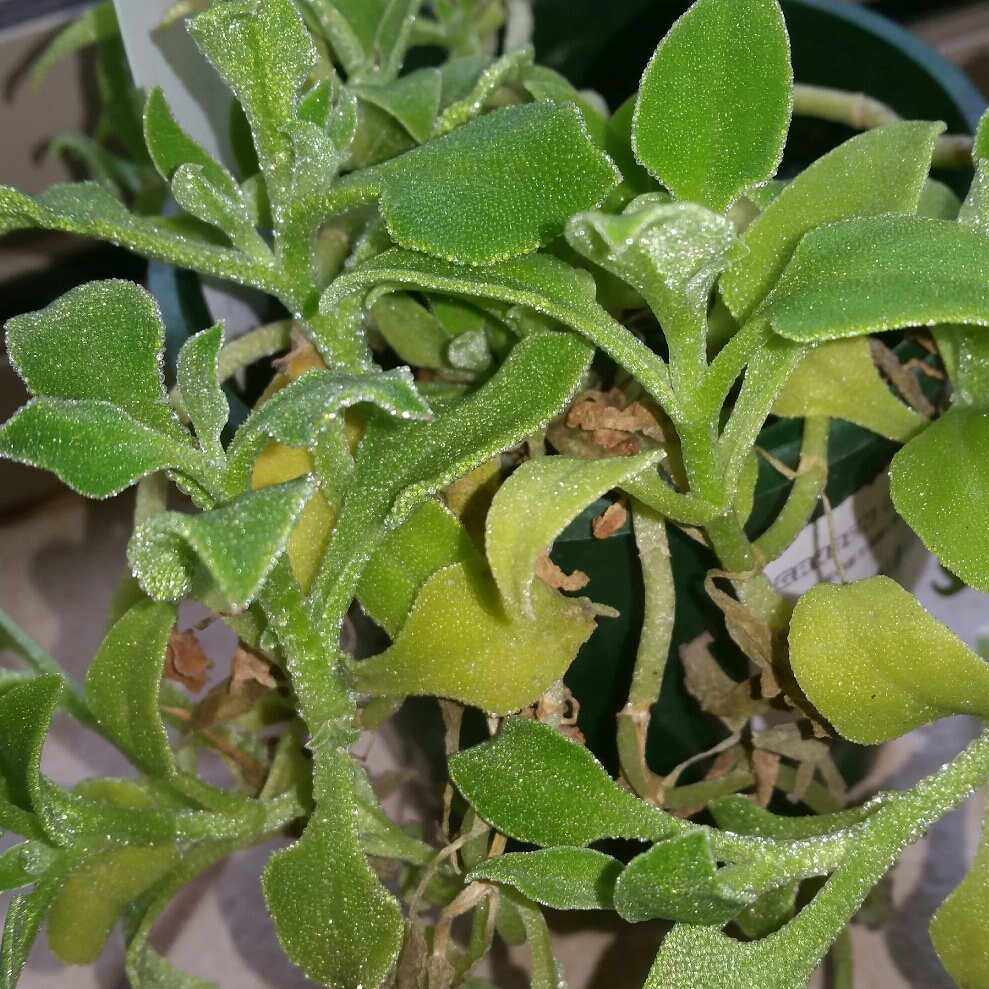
[188,0,316,205]
[930,805,989,989]
[128,478,316,610]
[317,332,592,620]
[0,400,210,500]
[5,280,180,435]
[357,500,482,638]
[468,849,623,910]
[263,752,403,989]
[486,453,660,619]
[226,367,431,493]
[47,846,179,965]
[371,101,619,264]
[614,831,754,924]
[765,216,989,342]
[0,676,60,816]
[177,325,228,464]
[633,0,792,212]
[85,600,177,779]
[448,717,680,846]
[324,249,677,413]
[772,337,926,442]
[789,576,989,743]
[891,406,989,594]
[721,123,940,322]
[349,560,596,714]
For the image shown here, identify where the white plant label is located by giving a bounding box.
[112,0,233,166]
[764,470,922,600]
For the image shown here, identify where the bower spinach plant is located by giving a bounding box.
[2,0,989,987]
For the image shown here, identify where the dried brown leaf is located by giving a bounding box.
[704,572,782,697]
[231,646,278,690]
[592,501,628,540]
[751,748,781,808]
[164,630,214,694]
[534,551,590,592]
[869,337,936,418]
[680,633,771,731]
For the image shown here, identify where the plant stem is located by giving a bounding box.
[755,417,830,564]
[135,472,168,525]
[0,605,95,729]
[619,503,676,798]
[829,926,854,989]
[217,320,295,382]
[792,84,973,167]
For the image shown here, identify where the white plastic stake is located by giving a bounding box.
[112,0,233,166]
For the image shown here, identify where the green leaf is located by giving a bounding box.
[226,367,430,493]
[789,575,989,744]
[353,763,432,864]
[263,751,403,989]
[721,123,941,322]
[448,716,681,846]
[633,0,792,212]
[918,177,961,221]
[931,805,989,989]
[614,831,755,924]
[0,183,283,305]
[352,68,442,144]
[324,249,677,414]
[125,840,235,989]
[357,499,482,638]
[709,795,882,841]
[348,559,597,714]
[486,453,660,619]
[171,164,272,261]
[144,86,239,196]
[0,676,61,815]
[565,196,741,393]
[0,399,211,500]
[188,0,316,205]
[892,406,989,594]
[5,280,180,436]
[367,101,620,264]
[370,293,452,369]
[975,105,989,162]
[772,337,926,442]
[177,325,228,464]
[370,0,422,85]
[765,216,989,343]
[0,854,79,989]
[128,478,317,610]
[47,845,180,965]
[85,601,177,779]
[315,332,592,621]
[29,0,118,90]
[933,323,989,407]
[468,848,622,910]
[0,843,56,894]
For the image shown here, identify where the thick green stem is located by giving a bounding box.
[755,417,830,564]
[619,503,676,798]
[217,320,295,382]
[792,84,973,168]
[134,472,168,525]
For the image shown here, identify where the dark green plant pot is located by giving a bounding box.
[543,0,985,780]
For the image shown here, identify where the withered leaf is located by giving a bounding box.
[534,551,590,593]
[680,633,771,731]
[592,501,628,540]
[183,647,276,736]
[751,748,781,809]
[704,572,783,697]
[164,630,214,694]
[230,645,278,690]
